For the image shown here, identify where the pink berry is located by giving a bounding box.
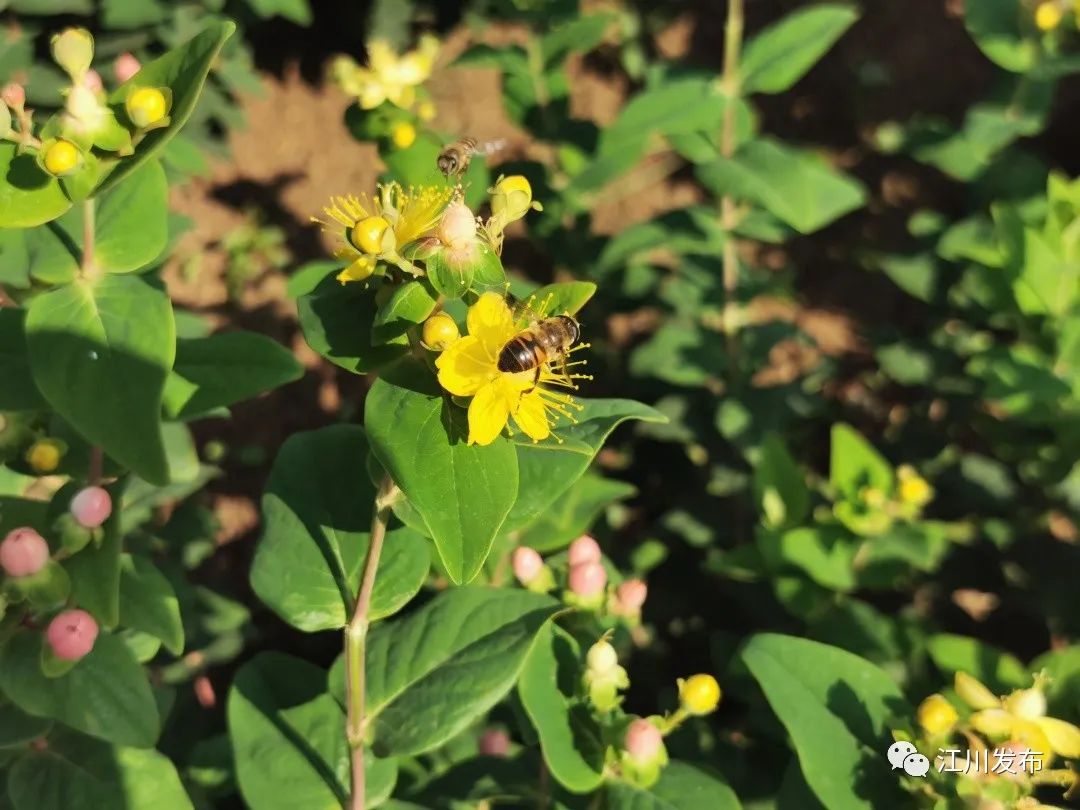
[70,486,112,529]
[83,69,103,93]
[567,535,601,567]
[616,579,648,611]
[624,718,663,763]
[2,82,25,109]
[114,53,141,84]
[0,528,49,577]
[512,546,543,584]
[478,728,511,757]
[568,561,607,597]
[46,609,99,661]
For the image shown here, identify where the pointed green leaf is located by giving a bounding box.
[119,554,184,655]
[372,279,438,344]
[829,423,893,498]
[741,5,859,94]
[95,160,168,273]
[0,308,46,410]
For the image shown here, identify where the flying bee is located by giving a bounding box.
[498,313,581,379]
[437,137,506,178]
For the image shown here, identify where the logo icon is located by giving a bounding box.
[885,741,929,777]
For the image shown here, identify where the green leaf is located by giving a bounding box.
[24,211,80,284]
[64,500,123,628]
[965,0,1036,73]
[97,20,236,194]
[926,634,1028,692]
[119,554,184,655]
[372,279,438,344]
[102,0,167,28]
[740,634,909,810]
[753,434,809,530]
[829,423,893,499]
[698,139,865,234]
[522,280,596,318]
[519,473,635,553]
[741,5,859,94]
[331,586,559,756]
[0,142,71,228]
[26,275,174,484]
[163,331,303,420]
[606,761,742,809]
[229,652,397,810]
[540,13,613,64]
[251,425,431,632]
[8,731,193,810]
[518,624,604,793]
[0,308,46,410]
[758,527,857,592]
[505,399,665,532]
[298,277,408,375]
[94,160,168,273]
[0,632,159,748]
[426,248,475,299]
[365,363,519,584]
[0,703,51,748]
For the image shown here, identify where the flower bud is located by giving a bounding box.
[1004,687,1047,719]
[70,486,112,529]
[679,673,721,715]
[478,728,511,757]
[437,201,477,250]
[422,312,460,351]
[42,140,82,177]
[615,579,648,612]
[624,718,664,764]
[83,69,103,93]
[125,86,170,128]
[584,638,629,712]
[1036,1,1064,30]
[114,53,141,84]
[2,83,25,110]
[917,693,959,736]
[568,561,606,597]
[351,215,390,255]
[390,121,416,149]
[51,28,94,79]
[512,546,543,584]
[46,608,98,661]
[955,672,999,710]
[567,534,601,566]
[0,528,50,577]
[586,639,619,675]
[490,175,535,224]
[25,438,65,473]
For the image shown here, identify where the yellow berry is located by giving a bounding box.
[1036,1,1064,29]
[390,121,416,149]
[25,439,63,473]
[43,140,81,176]
[422,312,460,351]
[351,216,390,255]
[125,87,168,127]
[679,674,721,715]
[917,694,959,736]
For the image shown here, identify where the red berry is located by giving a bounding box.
[0,528,49,577]
[70,486,112,529]
[567,535,601,566]
[46,609,99,661]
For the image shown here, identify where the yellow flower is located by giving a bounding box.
[1036,1,1064,29]
[25,438,65,473]
[955,672,1080,761]
[390,121,416,149]
[679,673,721,715]
[435,292,587,445]
[315,183,451,284]
[333,35,439,110]
[917,693,959,736]
[897,464,934,507]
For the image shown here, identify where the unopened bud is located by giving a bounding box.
[51,27,94,80]
[83,69,103,93]
[490,174,536,225]
[125,86,170,128]
[568,561,606,597]
[114,53,141,84]
[679,673,721,715]
[586,639,619,675]
[42,140,82,177]
[25,438,66,472]
[917,693,959,736]
[70,486,112,529]
[624,718,664,764]
[421,312,460,351]
[1004,687,1047,720]
[567,534,601,566]
[437,200,477,250]
[0,528,50,577]
[512,546,543,584]
[615,578,647,612]
[2,83,25,110]
[478,728,511,756]
[46,608,98,661]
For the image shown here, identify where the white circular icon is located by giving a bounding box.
[886,741,918,770]
[902,752,930,777]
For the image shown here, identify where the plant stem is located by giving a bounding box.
[81,198,96,279]
[346,474,399,810]
[720,0,745,373]
[88,446,102,486]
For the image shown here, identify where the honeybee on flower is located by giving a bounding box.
[332,35,439,111]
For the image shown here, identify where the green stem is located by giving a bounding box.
[720,0,745,374]
[346,475,399,810]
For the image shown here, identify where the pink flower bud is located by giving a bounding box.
[616,579,648,611]
[568,535,601,567]
[512,546,543,584]
[83,69,103,93]
[194,675,217,709]
[0,528,49,577]
[478,728,511,756]
[568,561,607,597]
[46,609,99,661]
[624,718,663,763]
[70,486,112,529]
[437,200,477,250]
[113,53,141,84]
[2,82,24,109]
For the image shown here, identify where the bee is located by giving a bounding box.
[437,137,506,178]
[498,313,581,377]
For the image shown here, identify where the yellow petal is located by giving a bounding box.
[336,255,376,284]
[513,390,550,442]
[955,672,999,710]
[467,292,516,355]
[468,379,515,445]
[436,335,490,396]
[1012,718,1053,757]
[1037,717,1080,758]
[971,708,1015,738]
[366,40,397,75]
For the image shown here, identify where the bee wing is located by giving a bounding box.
[475,138,507,157]
[507,289,551,326]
